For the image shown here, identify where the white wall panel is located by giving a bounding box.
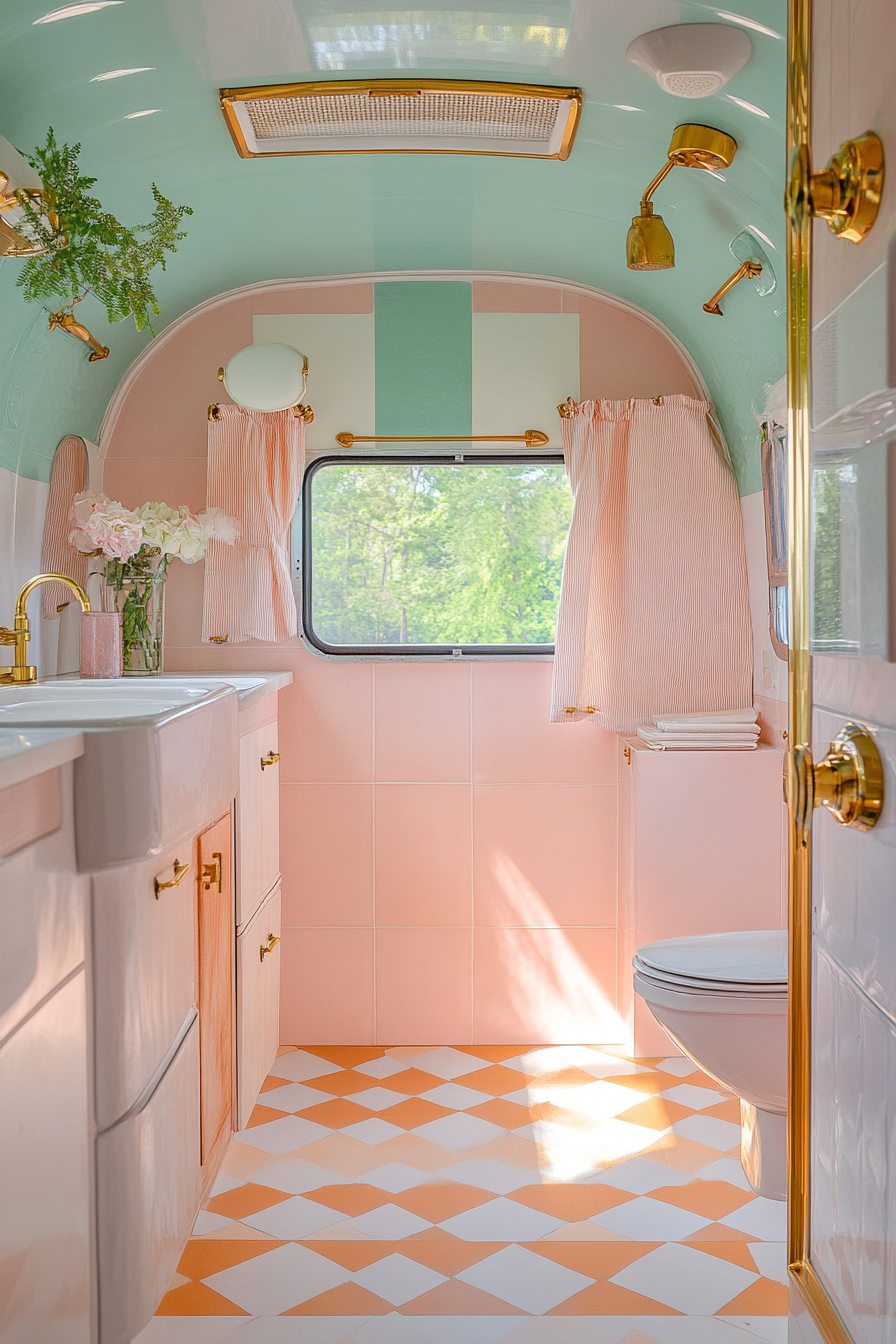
[472,313,579,448]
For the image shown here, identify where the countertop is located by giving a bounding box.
[0,728,84,792]
[150,671,293,710]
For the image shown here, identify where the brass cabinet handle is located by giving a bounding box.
[202,852,223,892]
[260,933,280,962]
[260,751,280,770]
[154,859,189,899]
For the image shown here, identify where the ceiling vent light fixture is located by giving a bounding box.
[626,23,752,99]
[219,79,582,160]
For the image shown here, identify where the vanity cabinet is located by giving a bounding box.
[236,720,280,928]
[196,811,234,1169]
[236,881,281,1129]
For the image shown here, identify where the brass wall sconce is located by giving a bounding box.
[702,229,776,315]
[627,123,737,270]
[786,130,884,244]
[47,309,109,361]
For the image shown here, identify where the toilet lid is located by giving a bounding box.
[635,930,787,987]
[632,959,787,996]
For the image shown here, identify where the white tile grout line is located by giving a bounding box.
[371,663,377,1045]
[469,664,475,1044]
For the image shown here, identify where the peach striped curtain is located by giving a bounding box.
[40,434,88,621]
[551,396,752,732]
[202,405,304,643]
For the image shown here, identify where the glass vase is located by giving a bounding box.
[101,549,169,676]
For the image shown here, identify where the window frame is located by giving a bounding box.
[300,451,568,660]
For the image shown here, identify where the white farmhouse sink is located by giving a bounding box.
[0,680,239,871]
[0,681,220,727]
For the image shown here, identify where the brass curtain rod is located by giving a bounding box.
[335,430,550,448]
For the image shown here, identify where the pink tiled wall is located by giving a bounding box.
[100,274,779,1048]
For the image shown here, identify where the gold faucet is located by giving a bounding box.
[0,573,91,685]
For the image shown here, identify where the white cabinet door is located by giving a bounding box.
[95,1013,200,1344]
[236,722,280,928]
[236,883,281,1129]
[0,969,90,1344]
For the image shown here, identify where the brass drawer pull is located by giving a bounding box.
[260,933,280,962]
[261,751,280,770]
[202,852,223,892]
[154,859,189,899]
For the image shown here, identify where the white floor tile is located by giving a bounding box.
[340,1119,406,1145]
[439,1196,564,1241]
[343,1204,432,1238]
[352,1253,447,1306]
[204,1243,351,1315]
[518,1046,622,1077]
[419,1083,492,1109]
[671,1116,742,1151]
[227,1318,372,1343]
[362,1163,431,1192]
[655,1057,693,1076]
[499,1322,646,1344]
[410,1048,495,1079]
[694,1157,752,1191]
[242,1194,349,1238]
[502,1088,533,1106]
[353,1056,410,1079]
[579,1057,653,1079]
[528,1079,644,1119]
[351,1315,521,1344]
[232,1117,332,1156]
[633,1319,785,1344]
[250,1159,351,1195]
[411,1114,505,1150]
[660,1084,726,1110]
[590,1194,710,1241]
[720,1197,788,1240]
[610,1243,758,1315]
[589,1159,692,1194]
[262,1082,336,1112]
[746,1242,788,1284]
[192,1210,233,1234]
[437,1159,537,1194]
[267,1053,344,1084]
[349,1087,406,1112]
[717,1319,788,1344]
[456,1244,593,1314]
[133,1319,246,1344]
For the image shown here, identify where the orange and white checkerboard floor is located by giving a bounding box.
[138,1045,787,1344]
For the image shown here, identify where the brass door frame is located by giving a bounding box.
[785,2,855,1339]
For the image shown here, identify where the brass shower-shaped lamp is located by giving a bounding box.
[626,123,738,270]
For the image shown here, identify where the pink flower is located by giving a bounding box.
[69,492,144,561]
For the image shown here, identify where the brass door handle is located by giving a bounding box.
[154,859,190,898]
[261,751,280,770]
[202,852,223,892]
[786,722,884,832]
[260,933,280,962]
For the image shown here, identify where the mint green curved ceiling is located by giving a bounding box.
[0,1,785,493]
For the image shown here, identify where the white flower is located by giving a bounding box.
[197,507,240,547]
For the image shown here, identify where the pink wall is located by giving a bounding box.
[101,274,780,1048]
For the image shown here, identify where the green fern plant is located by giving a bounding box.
[13,128,192,333]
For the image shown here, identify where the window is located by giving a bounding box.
[301,454,572,656]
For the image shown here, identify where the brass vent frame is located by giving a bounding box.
[219,78,582,161]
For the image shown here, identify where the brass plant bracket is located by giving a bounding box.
[786,722,884,833]
[48,310,109,361]
[703,260,762,316]
[260,932,281,962]
[786,131,884,243]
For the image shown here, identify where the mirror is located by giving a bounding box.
[761,419,789,658]
[220,343,308,412]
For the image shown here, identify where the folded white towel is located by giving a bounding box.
[652,707,758,729]
[648,721,761,735]
[638,735,759,751]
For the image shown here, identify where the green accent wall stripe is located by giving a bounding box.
[374,281,472,439]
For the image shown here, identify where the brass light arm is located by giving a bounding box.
[703,260,762,315]
[0,573,90,685]
[638,157,676,212]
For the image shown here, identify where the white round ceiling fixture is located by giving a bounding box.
[626,23,752,99]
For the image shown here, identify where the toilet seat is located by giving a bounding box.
[634,929,787,997]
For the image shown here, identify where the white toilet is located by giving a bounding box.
[633,929,788,1200]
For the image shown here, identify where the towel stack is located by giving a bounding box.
[637,708,760,751]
